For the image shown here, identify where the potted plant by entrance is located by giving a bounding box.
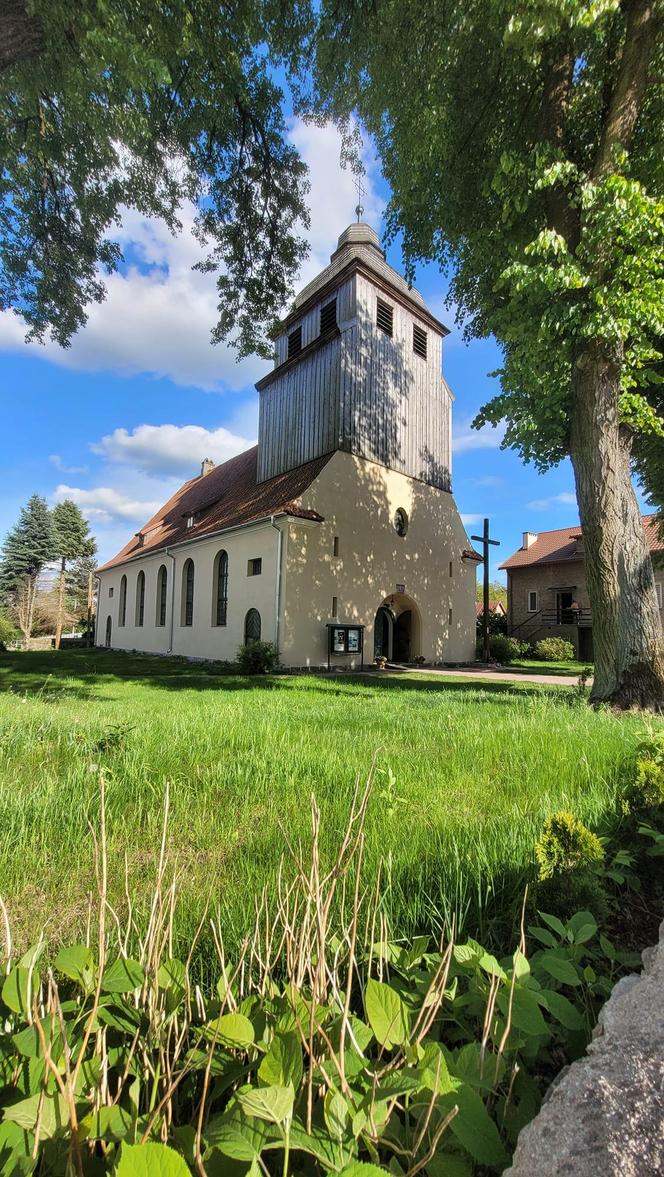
[374,655,388,670]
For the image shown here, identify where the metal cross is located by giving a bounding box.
[354,174,366,222]
[471,517,501,663]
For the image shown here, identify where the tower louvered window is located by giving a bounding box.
[376,298,393,336]
[320,299,337,334]
[288,326,302,359]
[413,324,427,359]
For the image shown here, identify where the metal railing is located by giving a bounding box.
[510,608,592,637]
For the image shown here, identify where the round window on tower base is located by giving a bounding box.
[393,508,408,537]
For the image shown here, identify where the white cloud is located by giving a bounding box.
[54,484,162,525]
[49,454,89,475]
[91,423,254,479]
[453,419,506,453]
[526,492,578,511]
[460,513,484,526]
[0,121,386,393]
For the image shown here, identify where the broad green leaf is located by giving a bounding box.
[497,985,548,1037]
[527,925,558,948]
[54,944,95,992]
[290,1120,352,1169]
[206,1105,274,1158]
[540,990,584,1030]
[237,1084,294,1124]
[2,965,36,1017]
[567,912,598,944]
[206,1124,260,1162]
[158,957,186,991]
[444,1085,509,1168]
[538,953,581,987]
[5,1091,69,1139]
[339,1165,388,1176]
[207,1012,255,1049]
[0,1119,33,1170]
[538,913,566,939]
[453,943,481,966]
[478,952,506,980]
[512,948,530,979]
[79,1103,134,1142]
[116,1142,190,1176]
[12,1015,60,1060]
[324,1091,349,1141]
[258,1030,302,1089]
[364,979,410,1049]
[102,957,145,994]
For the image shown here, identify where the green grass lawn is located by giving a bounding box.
[509,659,593,677]
[0,649,642,970]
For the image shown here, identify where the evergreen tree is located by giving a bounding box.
[0,495,55,640]
[51,500,97,649]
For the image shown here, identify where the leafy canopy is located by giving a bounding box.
[0,493,55,598]
[0,0,313,358]
[307,0,664,469]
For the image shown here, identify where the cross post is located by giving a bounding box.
[471,518,501,663]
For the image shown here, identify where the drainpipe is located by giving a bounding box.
[165,547,176,654]
[93,576,101,646]
[270,516,284,653]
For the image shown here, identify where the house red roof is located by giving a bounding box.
[97,446,331,572]
[475,600,506,616]
[500,514,663,571]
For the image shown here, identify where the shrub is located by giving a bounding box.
[236,639,280,674]
[533,637,576,662]
[483,633,529,663]
[535,811,604,881]
[0,612,17,649]
[621,733,664,814]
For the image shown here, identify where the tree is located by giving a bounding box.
[51,500,96,649]
[0,494,55,640]
[309,0,664,709]
[0,0,311,358]
[475,580,507,609]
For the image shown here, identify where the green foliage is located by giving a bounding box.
[535,812,604,881]
[621,732,664,815]
[51,499,96,566]
[236,639,280,674]
[533,638,576,663]
[0,613,17,649]
[485,634,530,663]
[0,0,311,357]
[0,494,55,601]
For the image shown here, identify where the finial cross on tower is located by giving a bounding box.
[354,174,366,222]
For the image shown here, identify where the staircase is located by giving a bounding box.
[510,608,592,641]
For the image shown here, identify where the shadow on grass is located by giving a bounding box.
[0,649,569,705]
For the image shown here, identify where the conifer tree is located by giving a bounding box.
[51,500,97,649]
[0,495,55,640]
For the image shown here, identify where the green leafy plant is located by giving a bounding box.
[535,813,604,881]
[236,640,280,674]
[621,733,664,815]
[0,613,17,649]
[484,634,529,664]
[533,638,575,663]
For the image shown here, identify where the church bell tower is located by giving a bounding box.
[255,223,453,491]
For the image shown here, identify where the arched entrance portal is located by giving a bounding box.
[373,593,421,663]
[105,616,112,648]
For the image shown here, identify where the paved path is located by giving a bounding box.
[390,665,587,687]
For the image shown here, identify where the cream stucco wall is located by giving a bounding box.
[280,451,477,668]
[96,519,281,660]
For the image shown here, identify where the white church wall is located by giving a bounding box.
[280,450,477,669]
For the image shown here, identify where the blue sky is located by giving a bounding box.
[0,118,592,581]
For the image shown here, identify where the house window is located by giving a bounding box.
[244,608,261,644]
[320,299,337,334]
[449,561,453,577]
[288,326,302,360]
[156,565,167,627]
[186,515,194,529]
[448,607,453,625]
[333,536,340,558]
[376,298,393,337]
[393,508,408,537]
[135,570,145,627]
[656,583,663,608]
[182,559,195,627]
[108,586,114,598]
[528,591,538,612]
[248,557,262,577]
[332,596,338,617]
[118,575,127,627]
[413,324,427,359]
[214,550,229,626]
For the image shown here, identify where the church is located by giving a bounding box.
[96,222,479,668]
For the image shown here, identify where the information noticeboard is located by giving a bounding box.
[326,623,365,669]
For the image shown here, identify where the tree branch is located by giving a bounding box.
[0,0,43,73]
[593,0,663,177]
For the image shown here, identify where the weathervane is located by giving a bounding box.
[354,174,366,222]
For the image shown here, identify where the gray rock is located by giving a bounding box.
[504,920,664,1176]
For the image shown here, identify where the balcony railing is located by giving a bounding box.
[510,607,592,637]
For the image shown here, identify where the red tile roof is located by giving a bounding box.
[98,446,331,572]
[500,514,663,570]
[475,600,507,616]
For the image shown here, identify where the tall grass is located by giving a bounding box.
[0,650,646,963]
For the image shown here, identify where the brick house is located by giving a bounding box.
[500,515,664,660]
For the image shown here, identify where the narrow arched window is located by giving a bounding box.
[244,608,261,644]
[118,575,127,627]
[182,559,195,627]
[213,550,228,626]
[135,571,145,627]
[156,565,167,627]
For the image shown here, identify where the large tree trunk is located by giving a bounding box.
[54,558,65,651]
[0,0,43,73]
[570,340,664,709]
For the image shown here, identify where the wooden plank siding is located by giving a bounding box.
[257,272,452,490]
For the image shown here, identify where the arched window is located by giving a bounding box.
[213,550,228,626]
[182,559,195,627]
[156,564,168,627]
[135,570,145,627]
[105,616,112,648]
[244,608,261,644]
[118,575,127,626]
